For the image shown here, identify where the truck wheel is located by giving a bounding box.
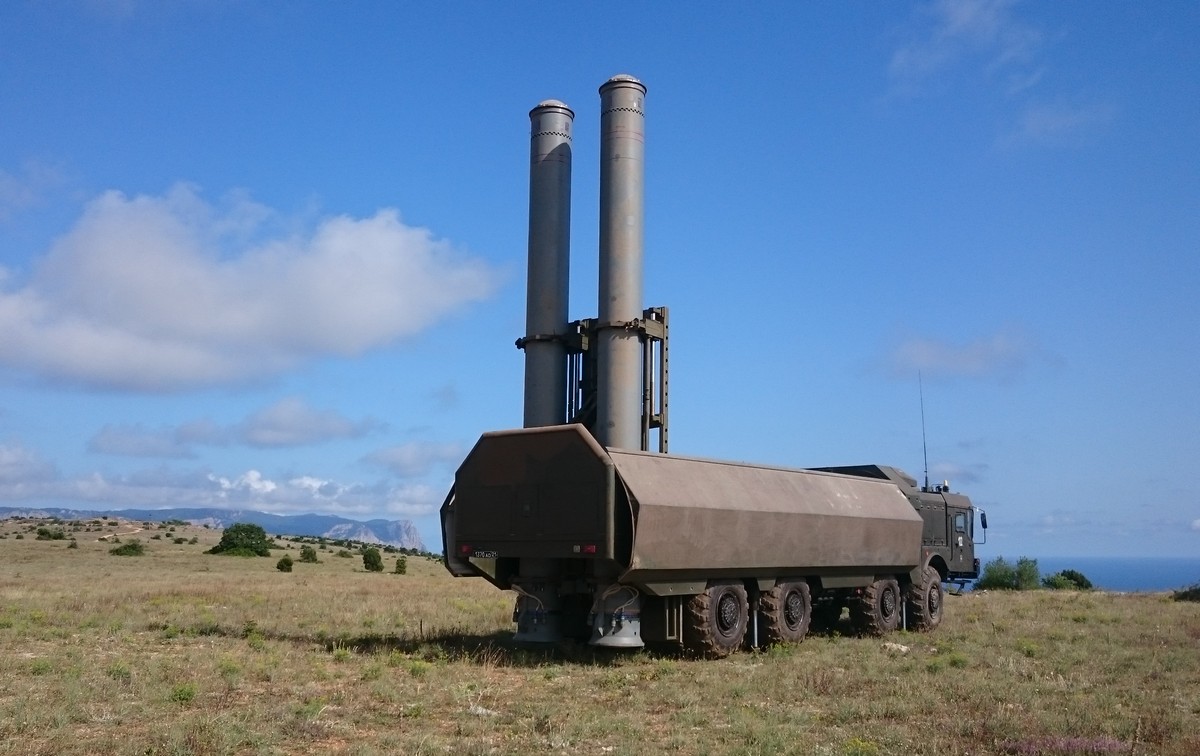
[906,566,943,632]
[760,581,811,645]
[683,582,748,657]
[851,578,901,635]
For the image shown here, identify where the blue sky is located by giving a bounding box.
[1,1,1196,558]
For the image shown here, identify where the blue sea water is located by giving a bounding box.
[991,556,1200,592]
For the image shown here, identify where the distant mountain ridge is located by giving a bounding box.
[0,506,425,551]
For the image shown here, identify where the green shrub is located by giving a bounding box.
[362,547,384,572]
[207,523,272,557]
[1043,569,1093,590]
[299,545,320,563]
[1015,557,1040,590]
[168,683,196,703]
[976,556,1040,590]
[35,526,66,541]
[109,540,145,557]
[1173,582,1200,602]
[276,556,293,572]
[394,556,407,575]
[336,549,352,558]
[976,557,1017,590]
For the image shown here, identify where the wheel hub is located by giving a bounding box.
[717,593,739,634]
[881,587,897,619]
[784,591,805,628]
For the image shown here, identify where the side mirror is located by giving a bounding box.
[980,512,988,530]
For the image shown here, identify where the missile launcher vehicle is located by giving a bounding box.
[441,76,986,656]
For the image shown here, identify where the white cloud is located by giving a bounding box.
[0,461,440,519]
[238,397,378,448]
[88,425,195,458]
[1003,101,1116,146]
[0,184,499,391]
[0,443,58,484]
[890,0,1042,93]
[887,328,1035,382]
[363,441,463,478]
[0,160,65,222]
[198,470,441,518]
[1037,513,1080,533]
[211,469,275,495]
[1191,519,1200,532]
[87,397,378,457]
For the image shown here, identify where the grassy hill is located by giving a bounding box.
[1,517,1197,755]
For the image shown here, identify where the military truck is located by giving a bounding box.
[440,76,987,656]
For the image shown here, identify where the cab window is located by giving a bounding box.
[954,512,967,533]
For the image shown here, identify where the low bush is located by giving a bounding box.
[207,523,273,557]
[362,547,384,572]
[277,556,293,572]
[1173,582,1200,602]
[1043,569,1093,590]
[976,556,1040,590]
[110,540,145,557]
[394,556,408,575]
[299,545,320,563]
[36,526,66,541]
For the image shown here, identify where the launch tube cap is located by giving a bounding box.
[530,99,574,118]
[600,74,646,94]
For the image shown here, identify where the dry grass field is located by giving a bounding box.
[1,517,1197,756]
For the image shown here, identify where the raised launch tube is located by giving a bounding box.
[523,100,574,428]
[595,75,647,450]
[513,100,576,644]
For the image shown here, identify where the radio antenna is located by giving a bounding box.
[919,371,929,492]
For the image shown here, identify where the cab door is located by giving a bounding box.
[946,493,975,575]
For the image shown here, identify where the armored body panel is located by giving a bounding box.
[445,425,924,594]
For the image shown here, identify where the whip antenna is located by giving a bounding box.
[920,371,929,492]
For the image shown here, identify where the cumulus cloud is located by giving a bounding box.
[363,441,463,478]
[87,397,377,458]
[0,184,499,391]
[886,328,1035,382]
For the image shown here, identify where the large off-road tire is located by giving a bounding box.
[906,566,944,632]
[851,578,902,636]
[760,581,811,645]
[683,582,748,658]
